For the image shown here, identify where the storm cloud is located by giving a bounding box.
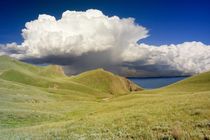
[1,9,210,77]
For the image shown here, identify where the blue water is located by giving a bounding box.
[128,77,188,89]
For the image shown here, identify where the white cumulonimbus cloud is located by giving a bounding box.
[20,9,148,58]
[0,9,210,76]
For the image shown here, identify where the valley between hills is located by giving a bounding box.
[0,55,210,140]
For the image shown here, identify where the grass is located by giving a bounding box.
[163,71,210,92]
[71,68,142,95]
[0,56,210,139]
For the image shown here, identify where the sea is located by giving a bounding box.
[128,76,188,89]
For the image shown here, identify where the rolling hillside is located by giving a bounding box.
[71,68,142,94]
[162,71,210,92]
[0,56,209,140]
[0,55,141,95]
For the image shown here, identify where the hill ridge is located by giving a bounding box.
[0,56,142,95]
[71,68,142,94]
[161,71,210,92]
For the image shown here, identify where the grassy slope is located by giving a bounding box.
[71,68,142,95]
[163,71,210,92]
[0,56,112,98]
[0,56,209,140]
[0,56,140,96]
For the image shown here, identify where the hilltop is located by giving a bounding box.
[71,68,142,94]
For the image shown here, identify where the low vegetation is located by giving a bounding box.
[0,56,209,140]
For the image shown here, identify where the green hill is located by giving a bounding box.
[0,56,111,98]
[0,55,65,78]
[71,68,142,94]
[162,71,210,92]
[0,56,141,95]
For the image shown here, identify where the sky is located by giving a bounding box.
[0,0,210,45]
[0,0,210,77]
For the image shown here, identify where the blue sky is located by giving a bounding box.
[0,0,210,45]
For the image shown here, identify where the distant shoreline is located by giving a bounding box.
[127,75,190,79]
